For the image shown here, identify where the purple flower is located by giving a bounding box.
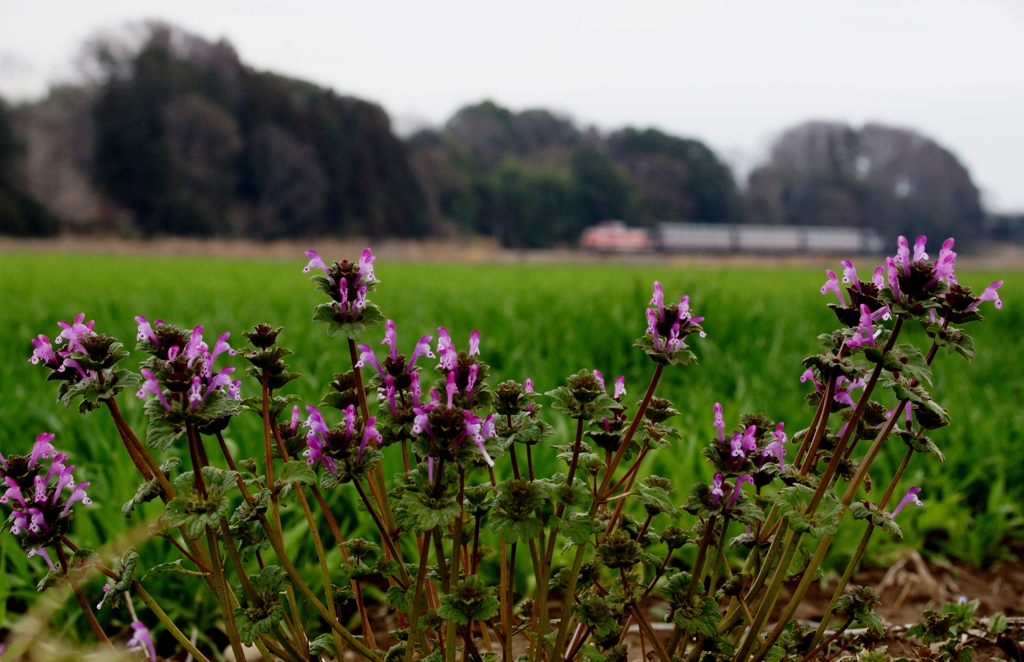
[445,371,458,409]
[182,326,206,367]
[2,478,25,507]
[337,277,350,313]
[10,510,28,534]
[913,235,929,262]
[303,405,342,474]
[359,248,376,282]
[55,313,95,353]
[965,280,1003,312]
[28,433,56,470]
[209,332,235,364]
[27,547,55,571]
[847,304,892,348]
[593,370,606,391]
[28,334,58,367]
[820,270,847,307]
[763,422,787,472]
[727,425,756,461]
[463,411,495,467]
[896,236,911,275]
[924,238,958,287]
[188,376,203,410]
[730,475,754,506]
[5,433,90,549]
[729,434,745,459]
[410,371,423,406]
[891,487,924,518]
[645,283,706,353]
[645,308,660,348]
[469,330,480,356]
[409,335,435,369]
[355,343,386,378]
[382,319,398,361]
[713,403,725,444]
[650,281,665,319]
[465,364,478,400]
[289,405,300,436]
[738,425,757,454]
[834,376,865,407]
[60,481,91,518]
[134,316,160,346]
[412,406,430,437]
[841,260,860,291]
[137,368,171,411]
[303,250,330,275]
[885,257,902,300]
[437,327,457,372]
[711,473,725,505]
[358,417,381,459]
[613,376,626,400]
[524,378,534,394]
[871,266,885,289]
[127,621,158,662]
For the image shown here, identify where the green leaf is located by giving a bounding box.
[234,603,284,645]
[249,565,290,597]
[988,612,1008,634]
[142,559,206,581]
[886,344,933,386]
[309,633,336,658]
[672,596,721,637]
[437,576,500,625]
[278,461,316,487]
[35,548,98,592]
[145,415,185,452]
[386,584,416,615]
[777,484,842,538]
[634,482,677,517]
[490,514,543,544]
[633,334,699,367]
[165,467,237,538]
[555,512,602,546]
[122,457,180,518]
[397,490,461,533]
[97,547,138,610]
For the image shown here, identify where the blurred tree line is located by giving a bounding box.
[5,23,424,239]
[0,98,54,235]
[745,122,985,243]
[0,22,994,246]
[407,102,742,247]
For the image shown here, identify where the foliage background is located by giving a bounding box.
[0,253,1019,641]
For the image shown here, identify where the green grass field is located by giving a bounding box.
[0,251,1021,638]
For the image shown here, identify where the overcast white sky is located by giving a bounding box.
[2,0,1022,211]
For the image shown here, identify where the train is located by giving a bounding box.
[580,221,885,254]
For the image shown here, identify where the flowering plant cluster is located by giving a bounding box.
[0,238,1003,662]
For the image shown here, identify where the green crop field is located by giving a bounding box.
[0,251,1021,641]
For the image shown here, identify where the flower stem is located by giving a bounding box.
[405,530,437,662]
[133,581,213,662]
[256,511,383,661]
[809,447,914,649]
[198,527,247,662]
[446,468,467,662]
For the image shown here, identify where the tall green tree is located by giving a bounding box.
[91,22,425,238]
[0,97,53,236]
